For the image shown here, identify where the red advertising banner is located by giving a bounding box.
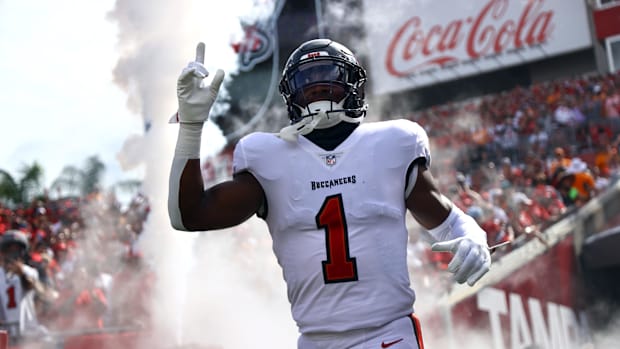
[424,236,592,349]
[593,5,620,40]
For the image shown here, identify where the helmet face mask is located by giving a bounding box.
[279,39,367,125]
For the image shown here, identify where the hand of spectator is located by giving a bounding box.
[171,42,225,124]
[431,237,491,286]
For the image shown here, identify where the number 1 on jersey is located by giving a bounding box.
[6,286,16,309]
[316,194,358,283]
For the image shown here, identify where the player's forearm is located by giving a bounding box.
[407,169,486,245]
[169,159,207,231]
[168,123,205,231]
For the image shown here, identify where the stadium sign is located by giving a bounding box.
[363,0,593,94]
[475,287,590,349]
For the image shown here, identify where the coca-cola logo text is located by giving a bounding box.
[386,0,555,77]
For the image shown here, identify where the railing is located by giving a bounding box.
[595,0,620,10]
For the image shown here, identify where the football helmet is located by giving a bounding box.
[278,39,367,137]
[0,230,29,260]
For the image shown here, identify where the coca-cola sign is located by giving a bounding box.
[363,0,592,94]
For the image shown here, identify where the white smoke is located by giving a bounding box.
[105,1,620,348]
[108,0,296,348]
[592,313,620,348]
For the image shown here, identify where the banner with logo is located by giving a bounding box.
[215,0,321,141]
[421,236,593,348]
[362,0,593,95]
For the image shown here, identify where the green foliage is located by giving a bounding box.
[1,155,144,207]
[50,156,107,197]
[0,162,44,206]
[81,156,105,195]
[0,169,20,205]
[19,162,44,202]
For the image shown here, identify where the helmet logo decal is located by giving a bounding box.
[300,51,329,60]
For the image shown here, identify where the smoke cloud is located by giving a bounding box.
[108,0,296,348]
[592,313,620,348]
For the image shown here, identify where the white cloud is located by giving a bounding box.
[0,0,143,187]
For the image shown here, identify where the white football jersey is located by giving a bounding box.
[233,119,431,334]
[0,265,39,336]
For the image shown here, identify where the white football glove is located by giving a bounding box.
[432,236,491,286]
[171,42,225,124]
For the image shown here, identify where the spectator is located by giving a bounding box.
[0,207,10,233]
[554,97,579,126]
[530,174,567,221]
[582,85,605,120]
[566,158,597,205]
[0,231,48,343]
[548,147,572,178]
[604,86,620,118]
[499,157,522,187]
[594,142,616,178]
[493,117,520,163]
[488,189,514,242]
[451,172,487,211]
[527,122,549,152]
[554,170,579,207]
[469,205,511,254]
[509,192,549,247]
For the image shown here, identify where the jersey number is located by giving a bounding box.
[6,286,16,309]
[316,194,358,283]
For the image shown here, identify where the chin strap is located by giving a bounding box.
[277,100,365,142]
[278,114,323,142]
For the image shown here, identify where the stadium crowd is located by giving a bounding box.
[405,70,620,281]
[0,190,154,344]
[0,70,618,345]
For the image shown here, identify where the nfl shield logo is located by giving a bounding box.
[326,154,337,166]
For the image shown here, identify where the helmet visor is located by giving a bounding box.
[290,61,347,89]
[288,61,348,106]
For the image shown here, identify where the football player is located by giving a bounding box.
[168,39,491,349]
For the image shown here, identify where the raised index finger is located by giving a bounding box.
[195,42,205,64]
